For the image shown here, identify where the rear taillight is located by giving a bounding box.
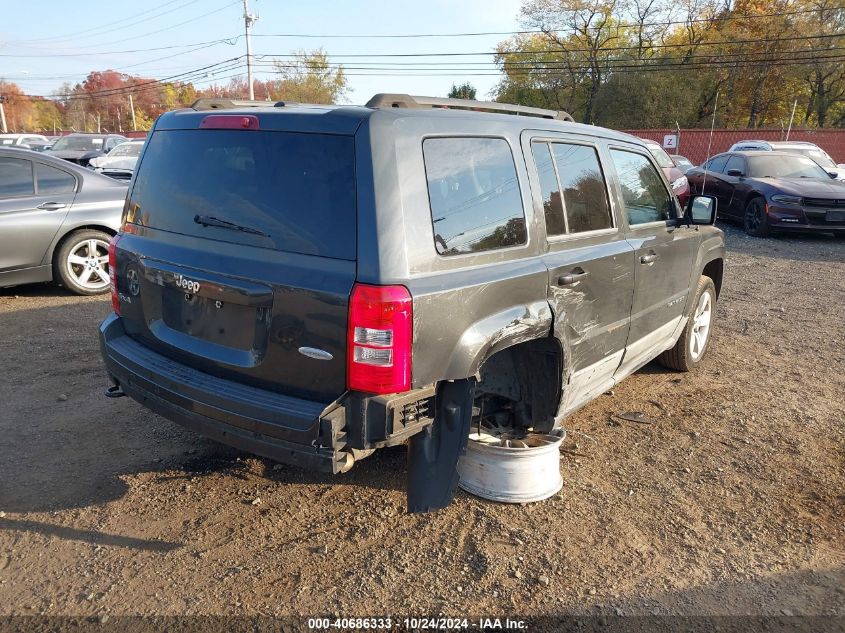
[108,234,122,315]
[347,283,412,394]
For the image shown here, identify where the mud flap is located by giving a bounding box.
[406,378,476,513]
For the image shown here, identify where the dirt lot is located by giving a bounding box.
[0,225,843,622]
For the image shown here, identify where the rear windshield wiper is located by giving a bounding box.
[194,214,269,237]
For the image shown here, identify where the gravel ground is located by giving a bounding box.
[0,224,843,622]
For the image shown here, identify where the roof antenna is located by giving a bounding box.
[701,89,720,196]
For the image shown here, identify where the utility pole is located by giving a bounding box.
[242,0,259,100]
[0,96,7,133]
[129,94,137,131]
[785,99,798,141]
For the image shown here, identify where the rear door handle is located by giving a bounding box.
[640,254,659,264]
[557,271,589,286]
[37,202,67,211]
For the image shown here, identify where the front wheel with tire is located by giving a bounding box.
[54,229,113,295]
[658,276,716,372]
[744,197,771,237]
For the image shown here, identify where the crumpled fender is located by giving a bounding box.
[441,300,553,380]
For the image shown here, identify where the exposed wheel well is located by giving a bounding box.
[51,225,117,267]
[702,258,724,299]
[744,191,765,210]
[475,338,562,434]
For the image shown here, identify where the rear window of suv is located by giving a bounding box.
[127,130,357,260]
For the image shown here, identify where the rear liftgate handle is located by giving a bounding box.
[407,378,476,513]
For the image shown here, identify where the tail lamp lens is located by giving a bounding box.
[108,234,122,315]
[347,283,412,394]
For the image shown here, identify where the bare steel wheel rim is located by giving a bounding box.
[66,238,110,290]
[689,290,712,361]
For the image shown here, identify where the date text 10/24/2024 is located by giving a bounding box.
[307,617,529,630]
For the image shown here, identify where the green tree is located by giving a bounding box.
[272,49,349,104]
[449,82,477,99]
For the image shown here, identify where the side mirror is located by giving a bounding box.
[726,168,744,177]
[686,195,718,226]
[828,171,838,179]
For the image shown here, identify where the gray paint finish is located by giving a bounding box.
[0,148,126,288]
[99,100,725,476]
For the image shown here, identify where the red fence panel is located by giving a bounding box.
[622,129,845,166]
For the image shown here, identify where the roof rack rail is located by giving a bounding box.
[365,93,574,122]
[190,98,287,111]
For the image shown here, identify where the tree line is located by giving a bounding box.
[491,0,845,128]
[0,50,347,133]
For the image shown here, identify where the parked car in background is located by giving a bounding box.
[727,140,844,180]
[89,139,144,181]
[0,148,127,294]
[100,94,724,512]
[670,154,695,173]
[45,133,128,167]
[641,139,690,206]
[687,150,845,238]
[0,133,51,150]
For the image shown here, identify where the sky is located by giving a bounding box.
[1,0,525,103]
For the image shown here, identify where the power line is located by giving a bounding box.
[7,0,195,44]
[251,31,845,61]
[261,45,845,69]
[22,58,245,101]
[0,37,240,58]
[248,6,843,39]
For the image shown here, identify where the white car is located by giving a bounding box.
[88,139,145,181]
[728,140,845,180]
[0,133,51,151]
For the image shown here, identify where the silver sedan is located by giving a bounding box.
[0,148,127,295]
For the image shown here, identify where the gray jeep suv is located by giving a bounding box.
[99,95,725,511]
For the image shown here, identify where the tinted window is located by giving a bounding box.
[424,137,526,256]
[36,163,76,194]
[551,143,612,233]
[747,155,829,179]
[724,155,746,175]
[51,136,104,151]
[609,150,674,225]
[705,155,729,173]
[531,142,566,236]
[128,130,357,260]
[0,157,34,198]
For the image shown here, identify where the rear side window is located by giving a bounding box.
[531,142,566,236]
[128,130,357,260]
[550,143,612,233]
[36,163,75,194]
[0,157,34,198]
[423,137,526,256]
[705,155,729,173]
[609,150,674,225]
[531,141,612,235]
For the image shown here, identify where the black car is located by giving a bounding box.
[687,151,845,237]
[45,133,128,167]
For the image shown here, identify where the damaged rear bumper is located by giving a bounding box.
[99,313,350,473]
[99,314,438,475]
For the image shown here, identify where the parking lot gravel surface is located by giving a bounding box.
[0,225,843,620]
